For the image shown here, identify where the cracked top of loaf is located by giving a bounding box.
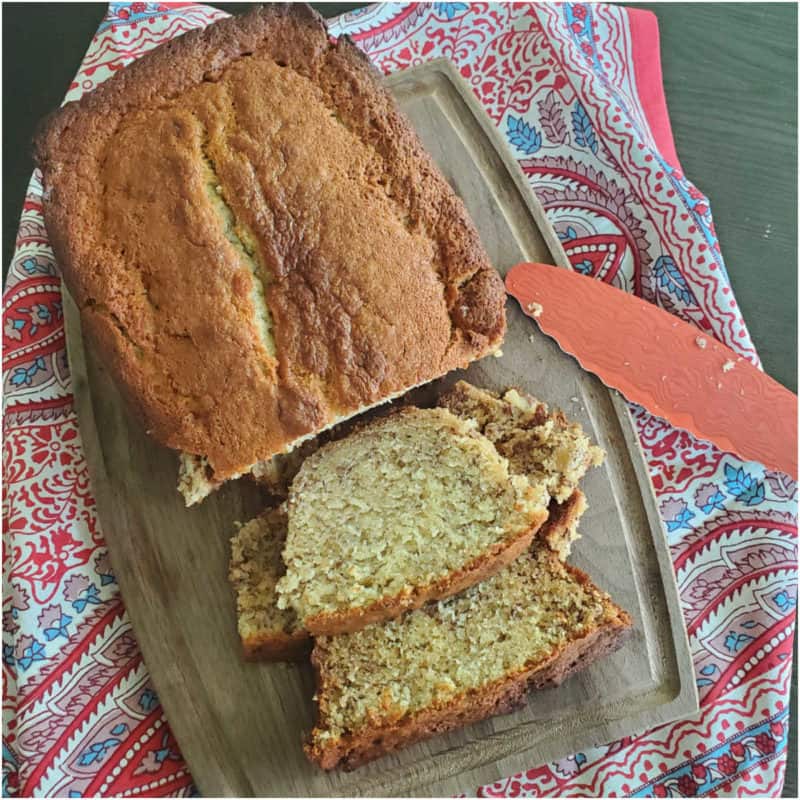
[34,4,506,489]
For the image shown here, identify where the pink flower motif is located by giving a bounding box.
[730,741,745,759]
[14,634,35,661]
[4,316,22,341]
[718,753,738,775]
[573,5,587,20]
[571,21,583,33]
[771,721,784,737]
[63,574,90,602]
[694,483,715,504]
[10,583,30,612]
[94,550,114,579]
[677,773,698,795]
[694,482,725,511]
[653,783,668,797]
[660,497,686,520]
[553,753,587,778]
[2,609,19,635]
[692,763,707,780]
[134,750,162,775]
[755,732,776,755]
[37,604,62,630]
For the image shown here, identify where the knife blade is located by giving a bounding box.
[505,261,797,478]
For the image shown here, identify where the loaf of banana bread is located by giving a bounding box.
[35,4,506,505]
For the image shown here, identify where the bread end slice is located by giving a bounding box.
[439,381,604,503]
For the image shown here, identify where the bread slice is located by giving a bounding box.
[35,4,506,506]
[228,506,309,661]
[252,380,603,505]
[438,381,604,504]
[275,407,550,636]
[228,488,586,660]
[307,547,632,770]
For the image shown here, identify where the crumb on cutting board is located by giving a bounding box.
[722,360,735,372]
[696,336,707,349]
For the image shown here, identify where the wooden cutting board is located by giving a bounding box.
[63,58,698,796]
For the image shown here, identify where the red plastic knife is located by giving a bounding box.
[506,262,797,478]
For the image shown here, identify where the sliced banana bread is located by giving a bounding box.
[253,380,603,507]
[228,506,309,661]
[307,547,632,770]
[275,407,550,635]
[228,488,586,660]
[438,381,604,503]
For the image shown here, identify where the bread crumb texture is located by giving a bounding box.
[439,381,604,503]
[526,301,544,318]
[229,506,310,659]
[276,407,548,626]
[230,383,595,658]
[35,5,505,495]
[309,547,630,760]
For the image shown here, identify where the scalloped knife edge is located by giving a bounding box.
[506,262,797,478]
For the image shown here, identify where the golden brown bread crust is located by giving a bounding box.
[35,4,505,485]
[538,489,587,559]
[241,629,311,662]
[302,506,548,636]
[306,562,632,770]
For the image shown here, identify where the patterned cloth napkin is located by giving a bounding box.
[3,3,796,796]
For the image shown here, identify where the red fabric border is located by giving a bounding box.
[626,7,682,171]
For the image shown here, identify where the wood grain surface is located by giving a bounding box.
[63,59,698,796]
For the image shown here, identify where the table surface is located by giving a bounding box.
[2,2,796,795]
